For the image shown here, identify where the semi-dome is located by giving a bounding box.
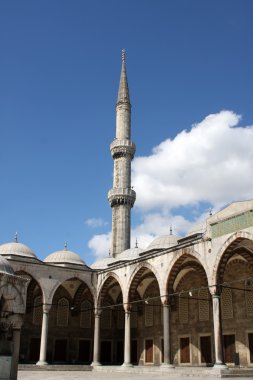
[0,242,37,259]
[119,247,144,260]
[90,257,116,270]
[44,249,85,267]
[0,254,14,275]
[147,234,180,251]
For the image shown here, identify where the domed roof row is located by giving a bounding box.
[0,242,86,267]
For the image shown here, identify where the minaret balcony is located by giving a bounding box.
[110,139,136,159]
[108,188,136,207]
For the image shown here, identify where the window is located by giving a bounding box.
[57,298,69,327]
[179,295,188,323]
[221,288,233,319]
[80,300,91,328]
[245,280,253,317]
[198,288,209,321]
[145,303,153,327]
[33,296,43,325]
[101,302,112,329]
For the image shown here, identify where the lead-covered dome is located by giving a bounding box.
[0,254,14,274]
[91,257,116,270]
[119,247,144,260]
[44,249,86,267]
[147,234,180,250]
[0,242,37,259]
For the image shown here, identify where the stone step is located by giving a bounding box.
[18,364,92,371]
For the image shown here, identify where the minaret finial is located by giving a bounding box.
[15,232,18,243]
[170,226,173,235]
[64,241,68,250]
[122,48,125,63]
[135,238,138,248]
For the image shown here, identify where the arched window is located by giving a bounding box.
[130,304,138,328]
[245,280,253,317]
[145,303,154,327]
[57,297,69,327]
[117,307,125,329]
[179,294,188,323]
[80,300,92,328]
[101,302,112,329]
[221,287,233,319]
[198,288,210,321]
[33,296,43,325]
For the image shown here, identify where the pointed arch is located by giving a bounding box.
[126,261,162,304]
[212,231,253,285]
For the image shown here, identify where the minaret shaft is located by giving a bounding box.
[108,50,136,257]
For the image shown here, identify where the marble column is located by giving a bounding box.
[36,303,51,365]
[161,302,174,367]
[122,305,132,366]
[91,309,102,366]
[212,291,226,368]
[10,328,21,380]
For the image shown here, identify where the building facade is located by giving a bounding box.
[0,52,253,369]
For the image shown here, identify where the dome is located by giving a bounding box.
[187,220,206,236]
[44,249,86,267]
[0,242,37,259]
[90,257,116,270]
[0,254,14,275]
[147,234,180,250]
[118,247,144,260]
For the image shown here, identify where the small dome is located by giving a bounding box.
[119,247,144,260]
[44,249,85,267]
[90,257,116,269]
[147,234,180,250]
[0,255,14,275]
[187,221,206,236]
[0,242,37,259]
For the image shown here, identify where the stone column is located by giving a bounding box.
[10,328,21,380]
[36,304,51,365]
[161,302,174,367]
[212,290,226,368]
[122,305,132,367]
[91,309,102,366]
[10,315,23,380]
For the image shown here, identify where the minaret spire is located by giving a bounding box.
[117,49,130,105]
[108,50,136,257]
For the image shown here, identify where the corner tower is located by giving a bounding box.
[108,49,136,257]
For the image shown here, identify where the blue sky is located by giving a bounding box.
[0,1,253,265]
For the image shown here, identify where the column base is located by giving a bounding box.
[160,363,174,368]
[213,363,227,369]
[121,362,133,367]
[91,361,102,367]
[36,360,48,366]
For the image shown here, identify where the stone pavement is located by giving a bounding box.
[17,370,252,380]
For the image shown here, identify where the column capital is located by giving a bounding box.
[43,303,52,313]
[94,308,102,317]
[210,285,221,297]
[123,303,132,313]
[161,296,170,306]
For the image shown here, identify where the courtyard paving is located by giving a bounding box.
[17,370,251,380]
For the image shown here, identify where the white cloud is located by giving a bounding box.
[88,232,111,260]
[85,218,108,228]
[88,111,253,262]
[132,110,253,211]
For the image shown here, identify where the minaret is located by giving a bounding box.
[108,49,136,257]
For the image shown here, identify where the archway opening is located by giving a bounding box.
[216,238,253,366]
[167,255,211,366]
[128,266,161,365]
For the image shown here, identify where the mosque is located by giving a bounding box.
[0,50,253,376]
